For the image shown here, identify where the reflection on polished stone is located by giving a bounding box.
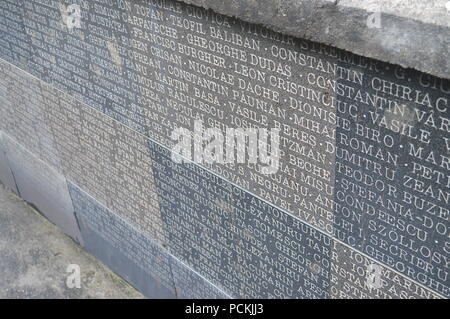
[0,0,448,299]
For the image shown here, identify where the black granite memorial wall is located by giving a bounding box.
[0,0,448,299]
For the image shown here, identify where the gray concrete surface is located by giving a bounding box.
[181,0,450,79]
[0,184,144,299]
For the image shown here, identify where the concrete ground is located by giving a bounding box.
[0,184,144,299]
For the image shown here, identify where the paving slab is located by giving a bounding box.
[0,184,144,299]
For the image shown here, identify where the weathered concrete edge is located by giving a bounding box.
[178,0,450,79]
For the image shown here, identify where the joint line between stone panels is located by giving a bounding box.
[1,58,445,299]
[0,58,234,298]
[167,251,179,298]
[0,133,20,197]
[66,183,174,293]
[67,182,234,299]
[170,253,234,299]
[0,131,62,178]
[145,137,447,299]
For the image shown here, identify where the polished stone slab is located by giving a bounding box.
[171,256,231,299]
[68,182,230,299]
[0,132,18,194]
[68,183,176,299]
[1,133,82,243]
[0,0,447,299]
[149,139,333,298]
[0,61,62,170]
[149,140,445,298]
